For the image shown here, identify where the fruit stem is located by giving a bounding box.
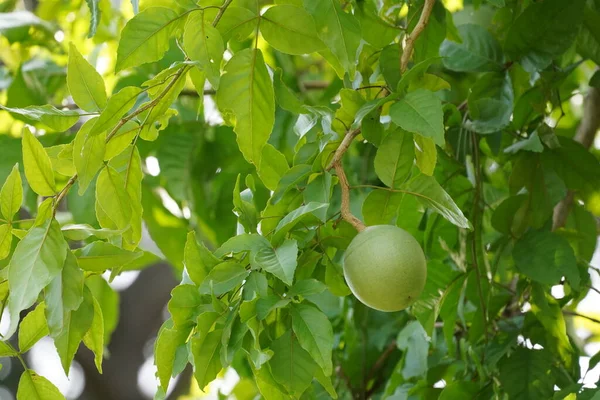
[334,162,366,232]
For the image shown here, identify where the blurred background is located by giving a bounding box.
[0,0,599,398]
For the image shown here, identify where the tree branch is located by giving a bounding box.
[553,87,600,230]
[334,162,366,232]
[326,128,361,171]
[400,0,436,73]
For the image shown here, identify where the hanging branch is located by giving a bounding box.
[328,0,436,232]
[400,0,436,73]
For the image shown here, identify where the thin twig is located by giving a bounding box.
[212,0,233,27]
[326,128,361,171]
[562,310,600,325]
[470,132,489,348]
[400,0,436,73]
[334,163,366,232]
[365,340,397,392]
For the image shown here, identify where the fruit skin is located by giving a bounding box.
[343,225,427,312]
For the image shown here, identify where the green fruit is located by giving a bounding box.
[343,225,427,312]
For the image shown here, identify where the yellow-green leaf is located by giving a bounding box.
[22,128,57,196]
[0,164,23,222]
[19,302,48,353]
[217,49,275,165]
[95,165,132,230]
[17,370,66,400]
[73,118,106,195]
[83,294,105,373]
[0,224,11,260]
[260,5,325,55]
[183,12,223,89]
[8,219,68,339]
[115,7,185,72]
[67,43,107,112]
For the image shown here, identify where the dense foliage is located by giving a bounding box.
[0,0,600,398]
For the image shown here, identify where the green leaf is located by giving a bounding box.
[272,202,328,243]
[258,144,290,191]
[167,285,201,327]
[405,174,471,229]
[1,164,22,222]
[303,173,331,221]
[212,6,258,42]
[261,5,325,55]
[499,347,554,400]
[184,231,219,287]
[288,279,326,298]
[233,174,259,233]
[273,68,305,114]
[115,7,185,72]
[90,87,142,135]
[252,239,297,286]
[183,12,223,89]
[504,0,585,71]
[269,330,317,397]
[0,224,11,260]
[513,230,578,287]
[414,134,436,176]
[291,303,333,376]
[504,131,544,154]
[390,89,444,146]
[380,44,402,90]
[54,287,94,374]
[83,294,105,373]
[542,136,600,191]
[199,261,248,295]
[8,219,68,338]
[61,224,125,241]
[467,71,513,134]
[85,275,119,340]
[22,128,57,196]
[396,321,428,379]
[155,321,190,392]
[362,190,403,226]
[108,145,143,251]
[271,164,312,204]
[73,241,143,272]
[95,165,132,230]
[192,328,223,390]
[17,370,66,400]
[355,2,398,50]
[214,233,270,258]
[304,0,361,74]
[374,129,414,188]
[577,6,600,66]
[256,296,290,320]
[217,49,275,165]
[67,43,107,112]
[0,105,79,132]
[440,24,503,72]
[243,271,268,300]
[73,118,106,195]
[530,283,573,367]
[45,251,84,338]
[0,340,17,357]
[19,303,48,353]
[84,0,100,37]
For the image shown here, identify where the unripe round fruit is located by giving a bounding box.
[343,225,427,312]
